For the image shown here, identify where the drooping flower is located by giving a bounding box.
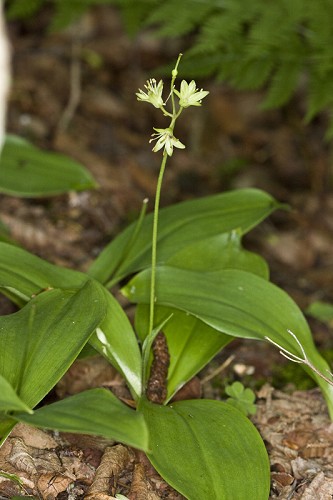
[149,127,185,156]
[136,78,164,108]
[174,80,209,108]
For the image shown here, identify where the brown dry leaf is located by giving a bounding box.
[85,444,133,499]
[0,426,97,498]
[128,462,161,500]
[298,471,333,499]
[171,376,201,402]
[56,355,122,398]
[254,385,333,499]
[37,471,72,500]
[11,423,58,449]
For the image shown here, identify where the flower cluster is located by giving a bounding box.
[136,71,209,156]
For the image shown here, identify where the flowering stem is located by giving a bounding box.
[148,54,183,337]
[149,151,168,336]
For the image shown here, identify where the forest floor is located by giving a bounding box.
[1,5,333,499]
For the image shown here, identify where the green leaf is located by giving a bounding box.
[135,304,232,401]
[0,280,107,409]
[140,398,270,499]
[306,300,333,326]
[90,288,143,400]
[225,381,257,416]
[166,230,269,277]
[0,374,33,414]
[0,416,16,445]
[0,135,97,197]
[124,266,333,418]
[135,234,268,401]
[262,59,302,109]
[0,242,86,305]
[16,388,149,451]
[0,242,142,398]
[89,188,281,286]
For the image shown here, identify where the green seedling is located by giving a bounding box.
[0,57,332,499]
[225,381,257,416]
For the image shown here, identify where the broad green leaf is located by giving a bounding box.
[140,398,270,499]
[0,243,142,398]
[16,388,149,451]
[90,288,142,400]
[135,235,268,401]
[0,242,86,305]
[0,374,32,413]
[0,280,106,409]
[89,188,281,286]
[167,231,269,278]
[135,304,232,401]
[124,267,333,418]
[0,135,97,197]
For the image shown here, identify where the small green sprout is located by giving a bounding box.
[225,381,257,416]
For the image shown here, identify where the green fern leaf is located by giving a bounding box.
[262,59,302,109]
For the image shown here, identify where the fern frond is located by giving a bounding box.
[146,0,214,37]
[262,59,302,109]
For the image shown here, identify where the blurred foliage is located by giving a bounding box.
[306,301,333,327]
[5,0,333,136]
[271,359,316,391]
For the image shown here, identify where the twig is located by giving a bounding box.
[265,329,333,387]
[57,40,82,133]
[200,355,235,385]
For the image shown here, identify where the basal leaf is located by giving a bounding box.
[90,288,142,400]
[0,242,86,305]
[0,135,97,197]
[0,280,107,409]
[89,188,281,286]
[0,374,32,414]
[124,266,333,418]
[167,231,269,278]
[0,243,142,398]
[16,388,149,451]
[140,398,270,499]
[134,234,268,401]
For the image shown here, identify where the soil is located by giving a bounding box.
[1,5,333,499]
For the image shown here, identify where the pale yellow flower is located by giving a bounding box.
[174,80,209,107]
[136,78,164,108]
[149,128,185,156]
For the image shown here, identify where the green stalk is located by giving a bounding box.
[148,151,168,336]
[148,54,183,336]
